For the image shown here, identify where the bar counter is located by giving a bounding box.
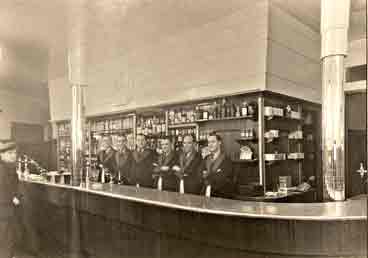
[19,178,367,258]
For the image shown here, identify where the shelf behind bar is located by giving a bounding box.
[168,123,197,129]
[232,159,259,164]
[91,128,133,134]
[236,137,258,144]
[196,115,254,123]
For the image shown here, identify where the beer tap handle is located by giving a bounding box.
[99,164,105,183]
[157,176,163,191]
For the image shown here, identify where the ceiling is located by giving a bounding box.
[0,0,366,94]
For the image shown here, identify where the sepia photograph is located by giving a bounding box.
[0,0,366,257]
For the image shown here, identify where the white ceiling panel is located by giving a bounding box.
[0,0,365,94]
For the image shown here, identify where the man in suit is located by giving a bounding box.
[114,135,133,185]
[172,134,202,194]
[130,134,156,188]
[199,132,235,198]
[0,141,21,258]
[97,135,117,183]
[153,137,178,191]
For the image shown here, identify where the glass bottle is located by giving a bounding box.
[221,98,226,118]
[241,101,248,117]
[202,106,209,120]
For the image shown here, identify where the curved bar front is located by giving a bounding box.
[19,179,367,258]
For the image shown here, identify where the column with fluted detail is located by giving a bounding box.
[320,0,350,201]
[68,1,88,187]
[67,2,88,257]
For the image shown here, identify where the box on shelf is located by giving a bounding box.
[264,153,286,161]
[264,106,284,117]
[239,146,253,160]
[287,153,304,160]
[290,111,301,120]
[288,130,303,139]
[265,129,279,139]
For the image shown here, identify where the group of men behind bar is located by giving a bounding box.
[97,132,235,198]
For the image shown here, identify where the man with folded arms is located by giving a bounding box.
[114,135,133,185]
[97,135,117,183]
[172,134,202,194]
[199,132,235,198]
[130,134,156,188]
[153,137,178,191]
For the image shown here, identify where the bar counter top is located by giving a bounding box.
[21,178,366,221]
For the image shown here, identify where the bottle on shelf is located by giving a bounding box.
[202,106,209,120]
[169,110,175,125]
[247,102,257,116]
[195,106,202,120]
[235,102,241,117]
[241,100,248,117]
[221,98,226,118]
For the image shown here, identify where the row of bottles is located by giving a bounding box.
[168,128,197,144]
[136,115,166,137]
[58,123,71,135]
[91,117,134,132]
[168,98,257,124]
[168,108,196,124]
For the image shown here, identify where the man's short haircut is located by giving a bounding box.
[183,134,195,142]
[160,136,172,142]
[208,131,222,142]
[117,134,127,140]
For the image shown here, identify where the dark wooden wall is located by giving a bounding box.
[345,93,367,198]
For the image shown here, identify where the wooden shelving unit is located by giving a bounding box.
[54,91,320,199]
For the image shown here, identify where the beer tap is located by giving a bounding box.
[153,163,164,191]
[157,175,163,191]
[172,165,186,194]
[23,155,30,179]
[17,157,22,179]
[202,170,211,197]
[205,184,211,197]
[109,170,114,186]
[99,164,105,183]
[85,161,90,185]
[179,178,185,194]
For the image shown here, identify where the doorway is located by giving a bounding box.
[345,92,367,197]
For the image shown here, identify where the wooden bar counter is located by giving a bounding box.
[18,179,366,258]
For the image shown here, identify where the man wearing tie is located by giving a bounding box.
[130,134,156,188]
[114,135,133,185]
[200,132,235,198]
[97,135,117,182]
[172,134,202,194]
[153,137,178,191]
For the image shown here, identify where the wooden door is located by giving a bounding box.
[345,93,367,197]
[347,130,367,197]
